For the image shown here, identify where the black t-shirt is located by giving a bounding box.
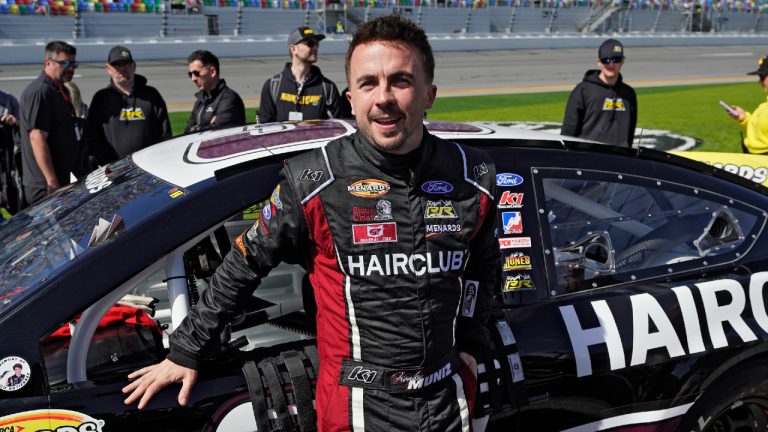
[19,72,79,189]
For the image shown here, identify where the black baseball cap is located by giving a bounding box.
[598,39,624,59]
[108,45,134,65]
[288,26,325,46]
[747,55,768,76]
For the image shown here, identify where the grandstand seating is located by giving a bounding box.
[626,8,656,31]
[0,0,765,38]
[653,8,685,30]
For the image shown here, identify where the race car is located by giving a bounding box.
[1,120,767,432]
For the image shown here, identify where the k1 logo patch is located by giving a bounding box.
[352,222,397,244]
[498,191,524,209]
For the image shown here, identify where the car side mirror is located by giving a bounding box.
[694,207,744,257]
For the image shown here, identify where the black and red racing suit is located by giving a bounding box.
[168,129,500,431]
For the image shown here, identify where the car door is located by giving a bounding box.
[484,145,768,431]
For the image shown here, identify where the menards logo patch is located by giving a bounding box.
[0,409,105,431]
[348,179,390,198]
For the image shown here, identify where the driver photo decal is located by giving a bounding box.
[0,357,29,392]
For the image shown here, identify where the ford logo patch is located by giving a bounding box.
[421,180,454,194]
[496,173,524,187]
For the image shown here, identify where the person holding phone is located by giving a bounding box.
[724,55,768,154]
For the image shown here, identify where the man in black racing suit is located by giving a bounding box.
[124,15,500,432]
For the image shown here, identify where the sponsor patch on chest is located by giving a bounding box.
[352,222,397,244]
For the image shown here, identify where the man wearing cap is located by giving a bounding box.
[562,38,637,147]
[184,50,245,134]
[725,55,768,154]
[19,40,80,206]
[87,45,172,165]
[257,26,343,123]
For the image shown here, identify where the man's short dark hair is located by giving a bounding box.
[187,50,220,73]
[45,41,76,61]
[345,14,434,84]
[12,363,22,370]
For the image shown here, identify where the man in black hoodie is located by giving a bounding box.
[562,39,637,147]
[257,26,342,123]
[184,50,245,134]
[88,46,172,165]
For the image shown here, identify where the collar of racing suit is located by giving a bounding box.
[352,126,433,183]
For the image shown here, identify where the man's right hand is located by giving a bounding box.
[46,180,61,195]
[122,358,198,409]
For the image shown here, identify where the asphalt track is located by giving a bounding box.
[0,45,763,112]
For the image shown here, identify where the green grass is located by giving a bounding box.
[169,82,766,152]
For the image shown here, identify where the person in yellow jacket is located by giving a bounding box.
[727,55,768,154]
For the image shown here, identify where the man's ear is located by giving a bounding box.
[346,89,355,116]
[424,85,437,110]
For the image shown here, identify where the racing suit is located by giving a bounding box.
[168,129,499,431]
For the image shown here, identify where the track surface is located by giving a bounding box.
[0,45,763,111]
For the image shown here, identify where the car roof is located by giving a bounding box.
[132,120,588,188]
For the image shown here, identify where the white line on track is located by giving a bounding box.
[0,74,82,82]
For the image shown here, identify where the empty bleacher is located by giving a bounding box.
[653,8,685,31]
[549,7,589,32]
[417,7,468,32]
[509,7,554,33]
[626,8,656,31]
[238,8,307,35]
[0,15,73,39]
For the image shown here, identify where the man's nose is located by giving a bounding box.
[373,84,395,106]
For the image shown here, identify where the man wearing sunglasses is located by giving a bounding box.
[183,50,245,135]
[19,40,80,206]
[562,38,637,148]
[257,26,343,123]
[87,45,172,166]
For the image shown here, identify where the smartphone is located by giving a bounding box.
[720,101,738,115]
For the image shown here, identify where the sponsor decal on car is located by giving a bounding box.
[0,357,29,392]
[168,187,185,199]
[85,166,112,194]
[499,237,532,249]
[271,185,283,210]
[0,409,105,432]
[348,179,391,198]
[503,273,535,291]
[498,191,524,209]
[496,173,524,187]
[420,180,454,195]
[502,211,523,234]
[503,252,532,271]
[352,222,397,244]
[462,280,479,317]
[424,200,458,219]
[346,250,465,276]
[560,272,768,377]
[299,169,324,182]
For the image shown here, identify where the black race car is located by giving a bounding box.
[1,120,767,432]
